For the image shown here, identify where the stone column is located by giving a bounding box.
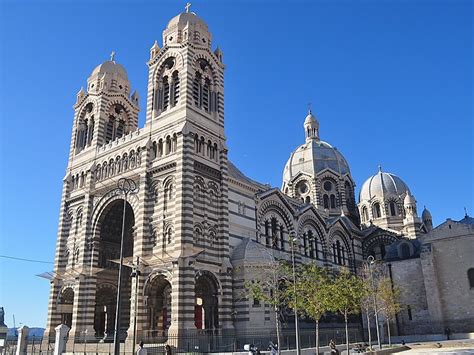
[15,326,29,355]
[54,324,70,355]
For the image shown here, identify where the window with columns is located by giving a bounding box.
[332,238,347,266]
[75,103,95,153]
[263,217,285,250]
[154,57,180,114]
[104,103,128,144]
[193,59,218,114]
[302,229,320,259]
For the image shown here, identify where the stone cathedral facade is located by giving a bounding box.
[45,6,473,349]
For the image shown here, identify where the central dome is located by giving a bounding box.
[283,139,351,184]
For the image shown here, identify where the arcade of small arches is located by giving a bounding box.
[360,200,404,222]
[194,180,220,212]
[193,133,219,161]
[151,134,178,159]
[94,148,143,184]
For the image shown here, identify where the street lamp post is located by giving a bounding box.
[367,255,381,349]
[289,232,301,355]
[113,178,138,355]
[131,257,141,355]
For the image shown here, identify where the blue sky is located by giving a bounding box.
[0,0,472,327]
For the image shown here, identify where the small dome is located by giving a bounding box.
[91,60,128,81]
[231,238,274,265]
[422,206,432,221]
[167,11,208,30]
[283,140,350,184]
[304,110,318,127]
[359,169,410,202]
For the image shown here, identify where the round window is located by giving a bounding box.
[297,181,308,194]
[323,181,332,191]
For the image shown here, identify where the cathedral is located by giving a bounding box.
[44,5,474,350]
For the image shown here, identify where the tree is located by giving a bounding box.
[285,263,331,355]
[376,277,402,347]
[245,260,291,353]
[360,274,374,349]
[327,269,365,355]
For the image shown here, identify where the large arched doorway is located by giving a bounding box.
[94,199,135,339]
[195,272,219,330]
[145,275,172,338]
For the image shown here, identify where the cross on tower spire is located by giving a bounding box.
[110,51,116,62]
[185,2,192,13]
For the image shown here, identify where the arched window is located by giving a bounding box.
[195,226,204,248]
[362,206,369,222]
[271,218,278,249]
[199,137,205,154]
[165,136,172,154]
[158,139,163,157]
[152,142,157,159]
[171,71,180,107]
[390,202,397,216]
[323,194,329,209]
[172,134,177,152]
[203,78,211,112]
[105,118,115,144]
[400,243,411,259]
[468,269,474,289]
[162,76,170,110]
[207,140,212,157]
[193,72,202,107]
[305,196,311,204]
[194,135,199,153]
[330,194,336,209]
[194,185,202,207]
[279,226,284,250]
[302,232,308,256]
[213,143,218,161]
[308,230,314,258]
[373,203,382,218]
[87,117,94,145]
[264,220,270,246]
[116,120,125,139]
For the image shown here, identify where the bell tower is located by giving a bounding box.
[70,54,139,161]
[142,4,233,336]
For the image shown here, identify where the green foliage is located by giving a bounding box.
[377,277,402,319]
[285,263,332,322]
[327,269,365,318]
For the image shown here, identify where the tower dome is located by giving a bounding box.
[359,168,410,202]
[91,60,128,81]
[87,53,131,95]
[162,5,212,48]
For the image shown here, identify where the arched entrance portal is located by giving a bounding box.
[145,275,172,337]
[94,199,135,339]
[195,272,219,330]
